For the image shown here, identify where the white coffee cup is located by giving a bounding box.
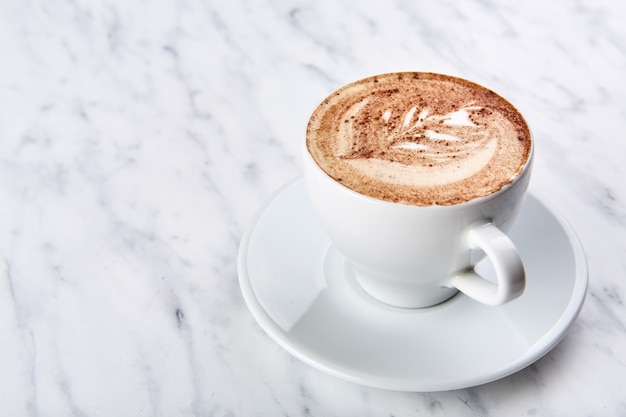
[303,141,533,308]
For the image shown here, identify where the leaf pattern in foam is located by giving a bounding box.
[340,101,496,166]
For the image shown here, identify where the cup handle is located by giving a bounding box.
[448,223,525,306]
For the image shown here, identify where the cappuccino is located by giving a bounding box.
[306,72,532,206]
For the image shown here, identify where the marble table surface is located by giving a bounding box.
[1,0,625,415]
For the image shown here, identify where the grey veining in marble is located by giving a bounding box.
[1,0,625,415]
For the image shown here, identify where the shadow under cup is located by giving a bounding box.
[302,145,533,309]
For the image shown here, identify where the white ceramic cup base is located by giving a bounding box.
[352,268,459,308]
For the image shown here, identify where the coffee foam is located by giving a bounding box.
[306,72,532,206]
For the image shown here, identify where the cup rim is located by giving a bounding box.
[303,71,535,210]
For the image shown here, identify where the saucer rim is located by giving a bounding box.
[238,177,588,392]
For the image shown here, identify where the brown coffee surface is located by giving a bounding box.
[306,72,532,206]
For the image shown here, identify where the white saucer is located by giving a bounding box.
[238,178,588,392]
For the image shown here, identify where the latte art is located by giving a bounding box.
[337,100,502,187]
[306,73,532,205]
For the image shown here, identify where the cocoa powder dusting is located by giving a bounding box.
[306,72,532,206]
